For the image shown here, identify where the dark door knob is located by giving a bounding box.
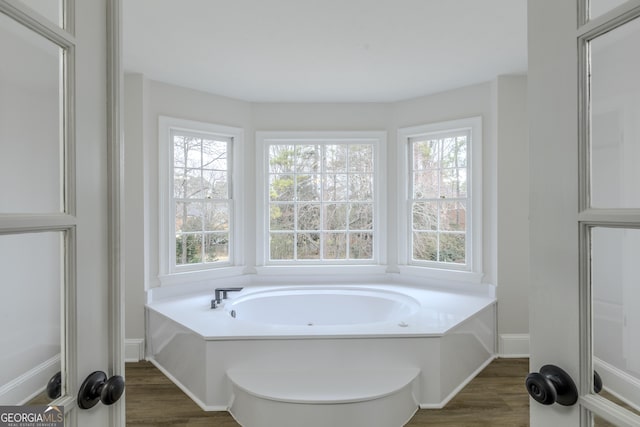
[526,364,578,406]
[77,371,125,409]
[46,371,62,399]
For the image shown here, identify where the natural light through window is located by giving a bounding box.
[159,116,243,281]
[257,132,386,266]
[173,131,231,266]
[410,131,468,264]
[398,117,481,277]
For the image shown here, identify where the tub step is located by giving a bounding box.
[227,367,420,427]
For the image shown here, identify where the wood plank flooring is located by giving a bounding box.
[125,358,530,426]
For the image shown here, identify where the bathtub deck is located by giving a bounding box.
[146,284,495,340]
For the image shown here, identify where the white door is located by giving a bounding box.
[529,0,640,426]
[0,1,123,426]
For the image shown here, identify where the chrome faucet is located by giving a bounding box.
[211,287,243,309]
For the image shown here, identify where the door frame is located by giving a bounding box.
[106,0,124,425]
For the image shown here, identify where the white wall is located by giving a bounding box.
[123,74,147,356]
[123,75,530,357]
[494,75,530,355]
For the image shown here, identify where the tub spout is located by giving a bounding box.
[213,287,244,306]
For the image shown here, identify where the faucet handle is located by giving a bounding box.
[213,287,244,306]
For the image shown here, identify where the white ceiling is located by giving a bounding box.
[123,0,527,103]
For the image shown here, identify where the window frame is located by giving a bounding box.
[397,117,483,282]
[255,131,387,271]
[158,116,244,283]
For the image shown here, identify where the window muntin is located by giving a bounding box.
[265,140,377,263]
[172,130,232,267]
[410,131,469,266]
[159,116,243,280]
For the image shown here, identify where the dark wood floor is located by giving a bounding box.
[125,358,530,426]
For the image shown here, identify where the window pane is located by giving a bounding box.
[179,137,201,168]
[323,174,348,201]
[439,233,465,264]
[203,170,228,199]
[204,233,228,263]
[170,126,233,268]
[413,202,438,231]
[269,145,295,173]
[349,144,373,172]
[323,232,347,259]
[440,168,467,199]
[591,227,640,412]
[269,174,295,201]
[409,127,471,269]
[0,14,63,213]
[17,1,63,27]
[174,168,205,199]
[176,233,203,265]
[349,232,373,259]
[295,145,321,173]
[204,203,228,231]
[441,135,467,169]
[413,171,439,199]
[324,204,348,230]
[590,0,627,21]
[590,17,640,208]
[413,140,439,170]
[324,145,348,172]
[270,233,294,260]
[348,174,373,201]
[270,204,295,230]
[173,135,186,168]
[266,140,376,262]
[202,139,227,170]
[297,175,321,201]
[175,202,202,233]
[0,232,63,404]
[349,203,373,230]
[297,233,320,259]
[297,204,321,231]
[413,231,438,261]
[440,201,466,231]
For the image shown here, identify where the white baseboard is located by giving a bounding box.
[420,355,497,409]
[125,339,145,362]
[0,354,60,405]
[499,334,529,358]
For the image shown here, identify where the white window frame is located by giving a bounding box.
[255,131,387,274]
[397,117,483,282]
[158,116,244,284]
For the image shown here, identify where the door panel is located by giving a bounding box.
[0,10,63,213]
[0,0,122,425]
[529,0,640,426]
[0,232,63,405]
[590,16,640,209]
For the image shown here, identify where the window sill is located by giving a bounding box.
[255,264,388,279]
[397,265,484,284]
[158,266,245,287]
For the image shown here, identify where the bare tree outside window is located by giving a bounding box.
[173,133,231,265]
[268,142,375,261]
[411,133,468,265]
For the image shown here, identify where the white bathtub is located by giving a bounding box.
[146,282,496,425]
[225,287,420,326]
